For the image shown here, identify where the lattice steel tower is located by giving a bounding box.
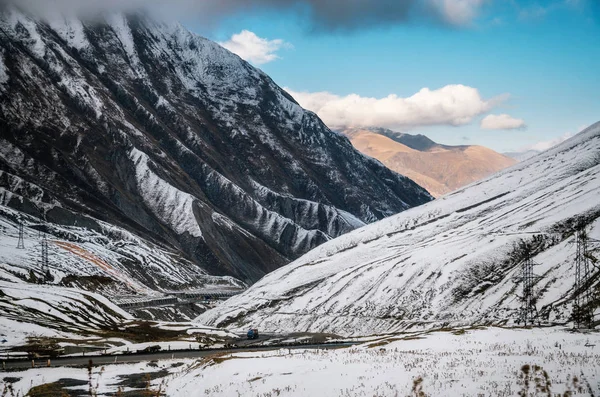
[40,233,49,271]
[16,222,25,249]
[574,228,596,329]
[514,242,541,326]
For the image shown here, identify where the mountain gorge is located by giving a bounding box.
[0,7,431,288]
[342,128,516,197]
[200,123,600,336]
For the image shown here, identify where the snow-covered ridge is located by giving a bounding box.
[250,179,366,236]
[199,122,600,335]
[130,147,202,238]
[47,16,90,51]
[0,205,241,292]
[0,268,132,350]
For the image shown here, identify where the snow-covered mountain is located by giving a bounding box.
[199,122,600,336]
[0,7,431,285]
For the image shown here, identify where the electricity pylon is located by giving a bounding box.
[573,227,599,329]
[513,241,542,326]
[16,222,25,249]
[40,233,49,272]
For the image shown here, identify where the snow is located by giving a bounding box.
[55,70,104,118]
[0,204,240,296]
[0,277,132,352]
[337,209,367,230]
[0,50,8,85]
[0,8,105,117]
[106,13,143,77]
[48,16,90,50]
[3,327,597,396]
[1,8,424,294]
[250,179,366,237]
[0,317,75,350]
[166,327,600,396]
[1,359,197,396]
[130,147,203,238]
[205,171,327,251]
[2,9,46,58]
[0,170,57,211]
[0,269,236,356]
[199,122,600,335]
[0,210,143,291]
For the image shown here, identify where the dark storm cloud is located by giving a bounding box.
[0,0,485,30]
[294,0,417,31]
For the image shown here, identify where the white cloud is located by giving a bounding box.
[480,114,526,130]
[526,132,573,152]
[218,30,291,65]
[524,124,589,151]
[518,4,549,20]
[285,85,508,130]
[432,0,485,25]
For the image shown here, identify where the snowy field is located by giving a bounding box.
[0,359,197,396]
[166,327,600,397]
[2,327,599,396]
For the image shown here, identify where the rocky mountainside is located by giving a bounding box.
[342,128,516,197]
[0,7,431,285]
[199,122,600,336]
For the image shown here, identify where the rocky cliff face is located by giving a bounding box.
[0,8,431,284]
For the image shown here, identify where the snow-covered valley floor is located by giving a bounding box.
[2,327,599,396]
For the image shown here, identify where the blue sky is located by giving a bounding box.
[185,0,600,152]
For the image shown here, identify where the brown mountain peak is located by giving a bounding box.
[341,128,516,198]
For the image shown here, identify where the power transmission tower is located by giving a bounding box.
[40,233,49,273]
[514,242,542,326]
[40,233,55,283]
[16,222,25,249]
[573,228,599,329]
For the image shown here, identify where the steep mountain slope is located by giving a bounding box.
[343,128,516,197]
[0,205,243,293]
[0,269,132,348]
[199,122,600,336]
[0,8,431,284]
[0,261,237,354]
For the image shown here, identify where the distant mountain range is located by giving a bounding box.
[341,128,516,197]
